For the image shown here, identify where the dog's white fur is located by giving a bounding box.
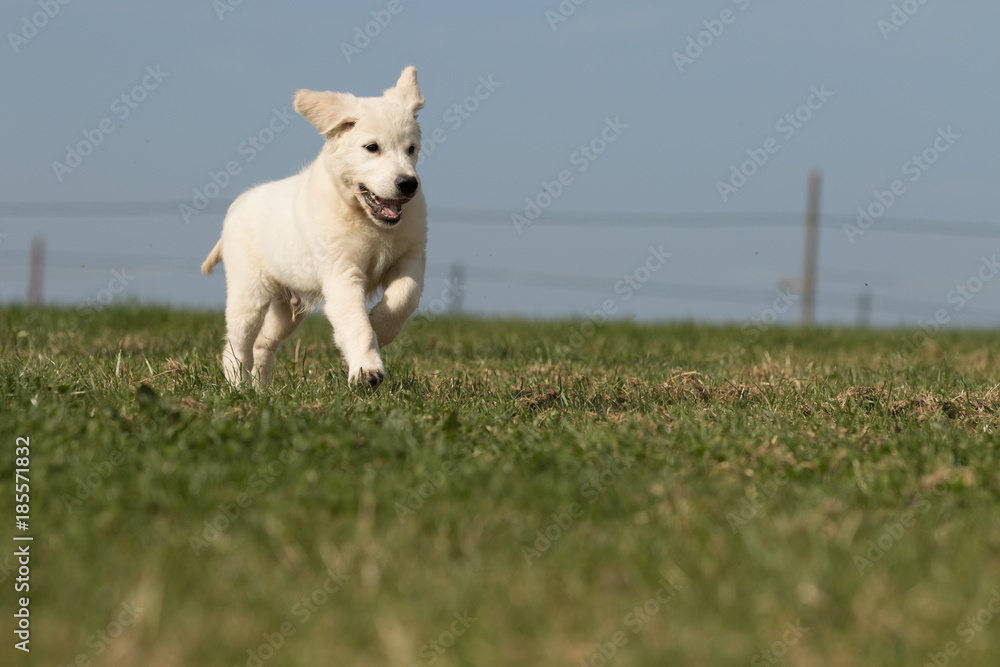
[201,66,427,389]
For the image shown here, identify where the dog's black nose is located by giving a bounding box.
[395,176,419,198]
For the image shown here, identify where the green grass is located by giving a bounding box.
[2,305,1000,666]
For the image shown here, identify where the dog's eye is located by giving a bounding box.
[407,145,416,155]
[364,143,379,153]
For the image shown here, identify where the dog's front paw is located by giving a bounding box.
[349,366,385,390]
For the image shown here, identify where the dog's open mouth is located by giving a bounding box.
[358,185,410,225]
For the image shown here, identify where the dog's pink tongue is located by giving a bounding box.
[377,202,402,220]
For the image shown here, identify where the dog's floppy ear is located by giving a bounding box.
[294,89,359,136]
[383,66,424,115]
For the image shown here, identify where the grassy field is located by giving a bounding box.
[2,305,1000,666]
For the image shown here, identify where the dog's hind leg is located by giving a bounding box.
[252,298,303,388]
[221,288,270,387]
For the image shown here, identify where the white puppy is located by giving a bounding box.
[201,67,427,389]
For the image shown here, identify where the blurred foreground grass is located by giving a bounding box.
[1,305,999,666]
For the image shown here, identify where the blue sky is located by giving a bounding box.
[2,0,1000,327]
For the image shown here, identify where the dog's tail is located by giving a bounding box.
[201,239,223,275]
